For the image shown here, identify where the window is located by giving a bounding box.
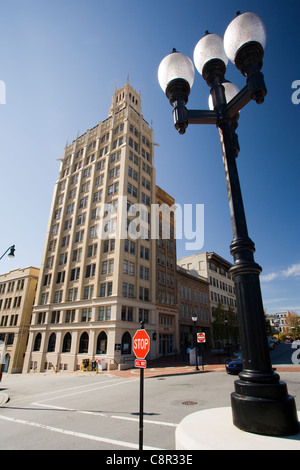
[79,332,89,354]
[62,333,72,353]
[65,310,75,322]
[139,309,149,323]
[122,283,134,298]
[121,306,133,322]
[96,332,107,354]
[33,333,42,351]
[121,332,131,354]
[85,264,96,278]
[100,283,106,297]
[83,285,94,299]
[81,308,92,322]
[124,239,135,254]
[139,287,150,301]
[140,246,149,260]
[97,306,111,321]
[51,311,60,323]
[47,333,56,352]
[123,260,135,275]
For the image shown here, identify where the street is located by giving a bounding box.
[0,342,299,451]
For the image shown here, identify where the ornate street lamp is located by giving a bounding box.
[158,12,299,436]
[0,245,15,261]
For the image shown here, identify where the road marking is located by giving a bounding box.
[32,403,108,417]
[0,414,163,450]
[111,415,178,427]
[32,378,136,404]
[32,403,178,427]
[11,377,122,403]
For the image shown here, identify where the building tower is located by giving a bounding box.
[23,83,157,373]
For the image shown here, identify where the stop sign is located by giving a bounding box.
[133,329,150,359]
[197,332,206,343]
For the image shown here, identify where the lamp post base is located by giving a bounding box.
[231,379,299,436]
[175,407,300,450]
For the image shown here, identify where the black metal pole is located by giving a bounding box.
[139,320,145,451]
[139,366,144,451]
[218,117,299,436]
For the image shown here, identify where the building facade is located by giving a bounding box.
[0,267,39,373]
[155,185,179,356]
[23,82,158,373]
[176,266,210,352]
[273,311,291,334]
[177,252,237,319]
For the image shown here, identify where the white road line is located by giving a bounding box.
[32,378,136,404]
[111,415,178,427]
[31,403,177,427]
[0,414,163,450]
[32,402,108,417]
[11,377,122,403]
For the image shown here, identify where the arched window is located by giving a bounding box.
[4,353,10,372]
[96,331,107,354]
[79,332,89,353]
[62,332,72,353]
[33,333,42,351]
[47,333,56,352]
[121,331,131,354]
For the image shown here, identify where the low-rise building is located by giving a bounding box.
[176,265,210,352]
[177,251,237,320]
[0,267,39,373]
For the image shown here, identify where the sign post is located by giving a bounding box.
[132,321,150,451]
[197,332,206,370]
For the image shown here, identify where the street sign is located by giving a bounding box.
[197,332,206,343]
[133,324,150,451]
[133,329,150,359]
[135,359,147,368]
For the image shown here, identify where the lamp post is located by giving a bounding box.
[158,12,299,436]
[0,245,15,261]
[224,315,229,358]
[191,314,199,371]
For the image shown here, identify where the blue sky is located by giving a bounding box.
[0,0,299,315]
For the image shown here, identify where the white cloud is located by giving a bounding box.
[261,272,278,282]
[261,262,300,283]
[282,263,300,278]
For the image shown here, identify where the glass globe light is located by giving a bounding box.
[194,33,228,75]
[158,49,195,93]
[224,12,267,64]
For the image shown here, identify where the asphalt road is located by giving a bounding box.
[0,362,299,451]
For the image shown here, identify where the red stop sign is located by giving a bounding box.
[133,329,150,359]
[197,332,206,343]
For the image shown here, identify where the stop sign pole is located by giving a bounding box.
[132,321,150,451]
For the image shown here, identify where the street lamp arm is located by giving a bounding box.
[225,85,252,118]
[0,245,15,261]
[187,109,218,125]
[176,82,264,132]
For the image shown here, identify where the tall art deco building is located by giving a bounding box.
[23,82,160,373]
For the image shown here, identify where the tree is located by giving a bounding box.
[286,312,300,339]
[212,302,239,347]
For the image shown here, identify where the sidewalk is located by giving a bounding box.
[104,352,300,379]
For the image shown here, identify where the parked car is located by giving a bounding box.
[225,357,243,375]
[268,337,274,350]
